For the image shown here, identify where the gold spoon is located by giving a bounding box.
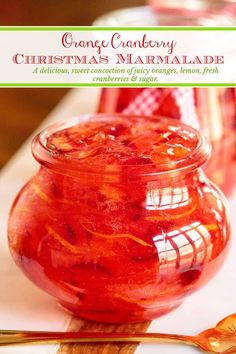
[1,313,236,353]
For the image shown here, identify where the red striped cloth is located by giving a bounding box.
[122,88,200,129]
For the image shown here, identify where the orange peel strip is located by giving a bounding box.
[81,223,153,248]
[46,225,79,255]
[204,224,218,231]
[32,184,52,204]
[145,204,197,222]
[100,184,125,202]
[115,292,161,305]
[14,207,31,214]
[32,184,77,206]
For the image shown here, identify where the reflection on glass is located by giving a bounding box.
[146,186,189,210]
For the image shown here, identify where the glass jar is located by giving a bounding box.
[94,5,235,27]
[8,115,230,323]
[148,0,236,24]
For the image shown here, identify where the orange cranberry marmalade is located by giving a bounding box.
[8,115,230,323]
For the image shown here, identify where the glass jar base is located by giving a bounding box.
[57,300,183,324]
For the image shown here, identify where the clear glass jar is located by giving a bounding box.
[148,0,236,24]
[8,115,230,323]
[94,5,235,27]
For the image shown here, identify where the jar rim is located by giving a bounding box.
[32,114,211,180]
[93,6,234,27]
[149,0,233,10]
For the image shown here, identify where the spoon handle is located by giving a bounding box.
[0,330,195,347]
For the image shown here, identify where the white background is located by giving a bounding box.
[0,29,235,84]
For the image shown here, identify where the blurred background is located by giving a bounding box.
[0,0,145,169]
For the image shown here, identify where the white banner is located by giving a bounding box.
[0,28,235,86]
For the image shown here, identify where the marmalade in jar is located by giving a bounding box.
[8,115,230,323]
